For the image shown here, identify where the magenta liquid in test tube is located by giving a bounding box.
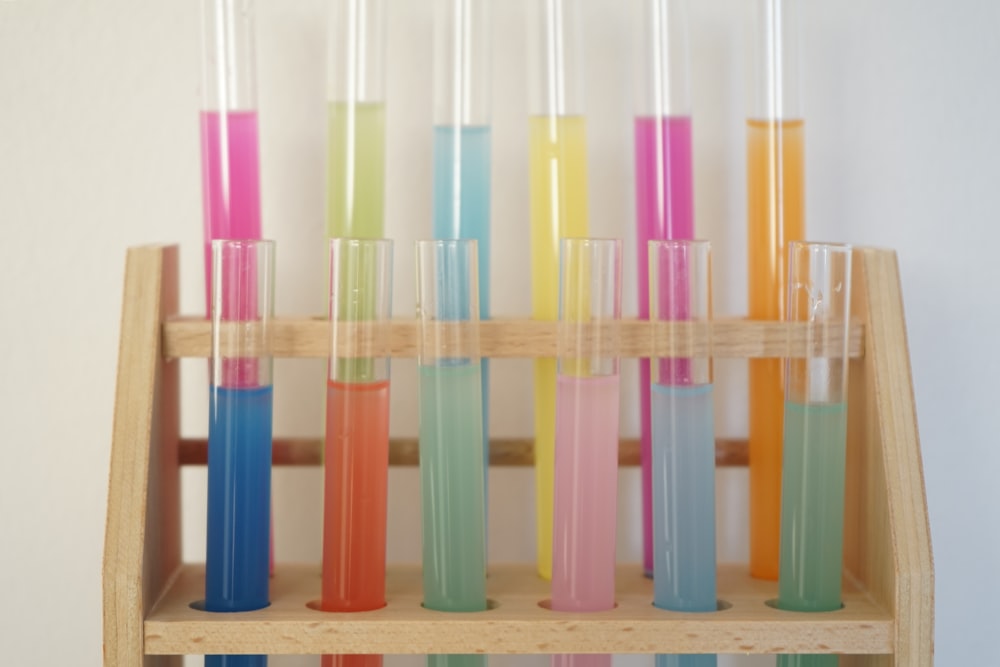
[551,238,621,667]
[200,0,263,311]
[650,240,717,667]
[205,240,274,667]
[633,0,695,579]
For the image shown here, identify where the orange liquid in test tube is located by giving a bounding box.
[747,118,804,580]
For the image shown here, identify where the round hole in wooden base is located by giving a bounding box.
[305,600,388,612]
[538,599,619,611]
[651,600,732,612]
[188,600,271,612]
[764,599,844,612]
[419,599,499,612]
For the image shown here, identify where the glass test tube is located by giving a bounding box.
[200,0,263,312]
[747,0,806,581]
[551,238,622,612]
[551,239,620,667]
[528,0,591,581]
[432,0,492,506]
[206,240,273,667]
[776,243,852,667]
[649,240,717,667]
[320,239,392,667]
[634,0,695,579]
[416,240,488,616]
[327,0,387,241]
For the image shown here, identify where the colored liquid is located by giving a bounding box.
[551,374,620,612]
[529,114,590,580]
[207,656,266,667]
[428,656,486,667]
[327,101,386,240]
[322,379,390,612]
[418,363,487,612]
[322,657,382,667]
[635,115,695,576]
[747,118,805,580]
[778,402,848,612]
[656,656,716,667]
[200,111,262,311]
[433,124,492,484]
[206,385,272,612]
[651,384,716,612]
[553,656,611,667]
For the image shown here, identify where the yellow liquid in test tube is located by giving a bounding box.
[529,114,590,580]
[327,101,387,240]
[747,117,805,580]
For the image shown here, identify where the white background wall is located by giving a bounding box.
[1,0,997,665]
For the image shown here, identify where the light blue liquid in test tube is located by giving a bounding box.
[649,239,717,667]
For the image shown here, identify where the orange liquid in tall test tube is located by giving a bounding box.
[747,118,804,580]
[529,115,590,580]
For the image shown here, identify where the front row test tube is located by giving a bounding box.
[649,240,717,667]
[321,239,393,667]
[206,239,274,667]
[551,238,622,667]
[416,240,487,667]
[777,242,853,667]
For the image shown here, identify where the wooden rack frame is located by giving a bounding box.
[102,245,932,665]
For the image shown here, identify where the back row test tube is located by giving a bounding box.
[327,0,387,242]
[747,0,806,581]
[199,0,262,311]
[433,0,492,511]
[633,0,695,579]
[528,0,591,581]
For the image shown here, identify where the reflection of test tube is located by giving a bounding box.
[634,0,695,579]
[776,243,852,667]
[747,0,806,581]
[551,239,620,667]
[649,241,716,667]
[433,0,492,503]
[206,240,273,667]
[416,240,488,605]
[327,0,387,240]
[321,239,393,667]
[200,0,263,311]
[528,0,591,581]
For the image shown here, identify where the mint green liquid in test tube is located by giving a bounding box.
[416,240,487,667]
[777,242,853,667]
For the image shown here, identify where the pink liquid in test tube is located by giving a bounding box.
[200,110,263,310]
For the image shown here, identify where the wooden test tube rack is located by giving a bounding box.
[102,244,933,666]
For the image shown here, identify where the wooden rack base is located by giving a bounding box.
[102,244,933,666]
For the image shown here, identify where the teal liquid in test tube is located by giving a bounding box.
[433,0,492,506]
[777,242,853,667]
[416,240,488,667]
[649,240,717,667]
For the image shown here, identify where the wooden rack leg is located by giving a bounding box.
[103,246,182,667]
[842,249,934,667]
